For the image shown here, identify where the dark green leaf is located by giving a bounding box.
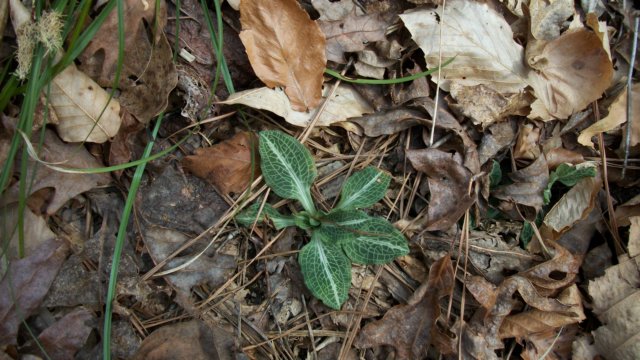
[341,217,409,264]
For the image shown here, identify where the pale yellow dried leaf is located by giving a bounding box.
[50,63,121,143]
[543,167,601,232]
[588,218,640,360]
[578,83,639,148]
[222,86,373,127]
[527,29,613,120]
[239,0,326,111]
[400,0,529,94]
[530,0,575,40]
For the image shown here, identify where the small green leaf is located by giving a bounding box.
[544,163,597,205]
[236,203,296,229]
[489,160,502,189]
[259,130,317,213]
[294,212,321,230]
[334,167,391,211]
[341,217,409,264]
[298,233,351,309]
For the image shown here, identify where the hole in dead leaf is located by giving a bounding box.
[572,60,585,70]
[549,270,567,280]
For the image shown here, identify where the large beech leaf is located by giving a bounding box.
[236,202,296,230]
[239,0,326,111]
[335,167,391,211]
[400,0,529,94]
[259,131,317,213]
[298,233,351,309]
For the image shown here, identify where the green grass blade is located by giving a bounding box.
[324,56,455,84]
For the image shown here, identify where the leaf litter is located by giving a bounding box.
[1,0,639,358]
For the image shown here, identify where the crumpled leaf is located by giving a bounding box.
[182,131,260,195]
[132,320,235,360]
[527,29,613,120]
[223,85,373,127]
[493,155,549,210]
[50,62,122,143]
[239,0,326,111]
[319,12,389,63]
[529,0,575,40]
[544,168,601,233]
[79,0,177,123]
[588,216,640,360]
[400,0,529,94]
[38,307,95,360]
[521,324,579,360]
[513,122,541,161]
[0,238,69,346]
[407,148,475,231]
[354,256,454,359]
[0,130,111,214]
[578,83,640,148]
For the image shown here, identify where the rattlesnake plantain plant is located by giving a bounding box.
[236,130,409,309]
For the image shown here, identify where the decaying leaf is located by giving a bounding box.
[312,0,362,21]
[588,216,640,359]
[578,83,640,148]
[79,0,177,123]
[521,324,579,360]
[0,130,111,214]
[529,0,575,40]
[449,83,532,127]
[527,28,613,120]
[400,0,529,94]
[50,62,121,143]
[513,122,541,160]
[2,205,56,258]
[319,12,389,63]
[478,120,517,165]
[354,256,454,359]
[38,307,95,360]
[182,132,260,195]
[406,148,475,231]
[493,155,549,210]
[223,85,373,127]
[239,0,326,111]
[0,238,69,346]
[132,320,235,360]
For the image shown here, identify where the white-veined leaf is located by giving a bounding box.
[259,131,317,213]
[335,167,390,211]
[298,233,351,309]
[341,216,409,264]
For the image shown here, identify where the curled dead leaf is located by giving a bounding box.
[493,155,549,210]
[239,0,326,111]
[319,12,389,64]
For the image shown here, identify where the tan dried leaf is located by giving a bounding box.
[527,29,613,120]
[578,83,640,148]
[588,217,640,359]
[182,132,260,195]
[529,0,575,40]
[50,63,121,143]
[223,85,373,127]
[449,83,532,127]
[513,122,541,160]
[406,149,475,231]
[239,0,326,111]
[319,12,389,63]
[400,0,529,94]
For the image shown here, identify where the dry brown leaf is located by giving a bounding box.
[527,29,613,120]
[544,147,585,169]
[0,130,111,214]
[401,0,529,95]
[493,155,549,210]
[0,238,69,346]
[449,83,532,128]
[588,216,640,359]
[50,62,121,143]
[529,0,575,40]
[514,122,541,160]
[132,320,235,360]
[499,285,585,339]
[38,307,95,359]
[223,85,373,127]
[182,131,260,195]
[239,0,326,111]
[478,120,517,165]
[319,12,389,64]
[79,0,177,123]
[354,256,454,359]
[2,205,56,259]
[521,324,579,360]
[578,83,640,148]
[615,194,640,227]
[312,0,362,21]
[521,242,581,295]
[406,148,475,231]
[108,110,145,178]
[544,166,601,233]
